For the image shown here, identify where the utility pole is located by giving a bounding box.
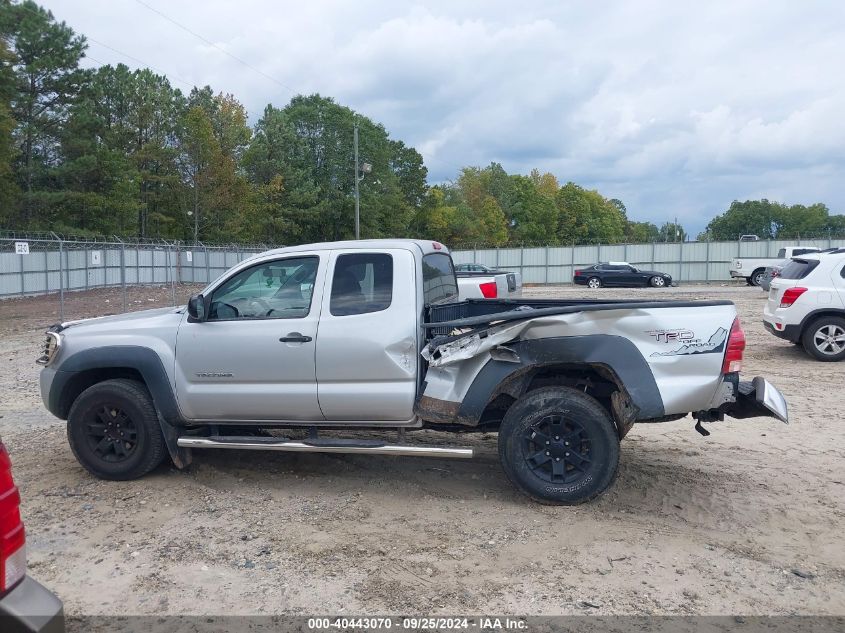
[352,123,372,240]
[354,124,360,240]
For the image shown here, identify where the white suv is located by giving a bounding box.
[763,250,845,361]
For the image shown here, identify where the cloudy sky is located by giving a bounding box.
[41,0,845,234]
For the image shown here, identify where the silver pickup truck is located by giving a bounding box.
[37,239,787,504]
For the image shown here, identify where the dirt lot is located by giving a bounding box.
[0,283,843,616]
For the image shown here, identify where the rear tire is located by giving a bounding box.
[749,269,765,287]
[498,387,620,505]
[802,316,845,362]
[67,379,167,480]
[587,277,602,289]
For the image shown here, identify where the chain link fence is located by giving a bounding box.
[0,231,275,320]
[4,230,845,320]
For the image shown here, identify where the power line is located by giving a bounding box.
[133,0,299,95]
[86,36,196,88]
[16,1,196,89]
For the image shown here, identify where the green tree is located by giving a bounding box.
[658,221,687,242]
[703,199,839,240]
[0,37,18,220]
[3,0,86,226]
[625,221,660,243]
[704,199,785,239]
[530,168,559,199]
[473,195,509,245]
[555,182,626,244]
[174,105,249,242]
[507,175,558,243]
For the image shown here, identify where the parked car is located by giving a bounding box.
[759,259,789,292]
[455,263,497,273]
[0,436,65,633]
[38,239,787,505]
[455,263,522,299]
[730,246,821,286]
[739,234,760,242]
[573,262,673,288]
[760,248,840,291]
[763,250,845,361]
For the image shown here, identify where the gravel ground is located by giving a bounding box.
[0,282,843,616]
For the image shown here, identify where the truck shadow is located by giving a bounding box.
[182,437,754,524]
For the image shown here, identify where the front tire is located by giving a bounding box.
[67,379,167,480]
[649,275,666,288]
[498,387,620,505]
[802,317,845,362]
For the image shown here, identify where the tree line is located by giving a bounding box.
[700,199,845,241]
[1,1,841,247]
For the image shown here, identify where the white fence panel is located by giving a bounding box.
[451,237,845,284]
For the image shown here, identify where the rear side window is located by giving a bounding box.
[841,265,845,279]
[423,253,458,305]
[793,248,817,256]
[780,259,820,280]
[777,248,786,258]
[330,253,393,316]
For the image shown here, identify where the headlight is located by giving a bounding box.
[36,331,62,366]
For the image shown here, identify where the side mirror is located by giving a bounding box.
[187,294,207,322]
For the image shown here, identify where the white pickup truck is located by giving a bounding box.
[730,246,821,286]
[38,239,787,504]
[456,266,522,299]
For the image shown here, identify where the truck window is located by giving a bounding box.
[423,253,458,305]
[777,248,786,258]
[209,256,318,320]
[779,259,819,280]
[330,253,393,316]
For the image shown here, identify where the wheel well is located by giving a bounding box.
[57,368,145,419]
[802,310,845,333]
[478,364,624,430]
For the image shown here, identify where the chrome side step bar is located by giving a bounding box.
[177,436,474,459]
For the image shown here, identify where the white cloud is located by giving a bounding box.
[41,0,845,233]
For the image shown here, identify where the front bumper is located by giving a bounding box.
[0,576,65,633]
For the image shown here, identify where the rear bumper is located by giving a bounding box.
[722,377,788,424]
[0,577,65,633]
[763,319,802,343]
[729,270,746,278]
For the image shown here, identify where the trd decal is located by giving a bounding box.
[646,329,695,343]
[649,327,728,357]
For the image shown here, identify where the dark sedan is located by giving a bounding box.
[573,262,673,288]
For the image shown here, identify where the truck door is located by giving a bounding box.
[174,253,326,421]
[315,249,418,421]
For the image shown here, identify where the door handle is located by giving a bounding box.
[279,332,312,343]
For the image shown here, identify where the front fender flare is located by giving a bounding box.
[50,346,191,468]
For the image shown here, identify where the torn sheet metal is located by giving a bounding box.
[422,321,531,367]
